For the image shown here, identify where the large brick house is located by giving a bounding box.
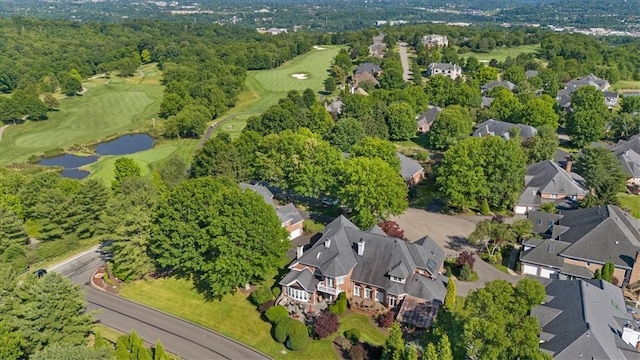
[279,216,448,319]
[520,205,640,285]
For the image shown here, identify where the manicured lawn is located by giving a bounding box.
[612,80,640,92]
[119,277,337,359]
[339,313,387,346]
[461,44,540,62]
[213,46,342,137]
[619,193,640,218]
[119,277,387,359]
[0,77,163,165]
[85,139,197,185]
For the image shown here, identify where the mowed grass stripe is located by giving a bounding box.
[0,81,163,165]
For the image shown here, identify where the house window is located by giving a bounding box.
[550,194,557,199]
[537,218,542,225]
[376,291,384,303]
[326,277,334,287]
[365,288,372,299]
[287,287,309,302]
[389,296,397,307]
[354,285,361,297]
[390,276,406,284]
[548,220,553,226]
[336,276,345,285]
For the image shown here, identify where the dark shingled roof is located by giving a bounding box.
[517,160,588,207]
[280,268,320,292]
[473,119,537,139]
[396,153,424,181]
[354,63,382,75]
[481,80,516,92]
[612,135,640,178]
[416,106,442,127]
[520,239,571,269]
[534,279,640,359]
[283,215,447,303]
[240,182,304,227]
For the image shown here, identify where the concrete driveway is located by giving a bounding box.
[391,208,520,296]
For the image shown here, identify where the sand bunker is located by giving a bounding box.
[313,46,327,50]
[291,73,308,80]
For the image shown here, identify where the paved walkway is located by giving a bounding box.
[398,42,411,82]
[392,208,520,296]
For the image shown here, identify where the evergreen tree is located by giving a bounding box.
[403,344,418,360]
[66,179,109,239]
[115,331,152,360]
[438,334,454,360]
[0,206,27,254]
[423,343,438,360]
[153,341,171,360]
[444,278,456,312]
[382,322,405,360]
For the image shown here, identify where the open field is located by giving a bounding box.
[213,45,342,138]
[85,138,197,185]
[619,193,640,218]
[612,80,640,92]
[461,44,540,62]
[0,66,163,165]
[120,277,387,359]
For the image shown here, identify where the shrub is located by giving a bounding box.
[274,319,290,343]
[287,320,309,351]
[271,287,281,298]
[378,311,395,328]
[328,292,347,315]
[265,305,289,324]
[303,219,324,234]
[250,286,274,306]
[378,221,406,239]
[456,251,476,269]
[415,151,430,162]
[349,343,367,360]
[479,198,490,215]
[459,263,473,281]
[515,260,522,273]
[314,311,339,339]
[344,328,362,344]
[258,300,275,313]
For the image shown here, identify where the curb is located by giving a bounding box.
[87,268,270,360]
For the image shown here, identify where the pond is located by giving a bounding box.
[38,134,155,178]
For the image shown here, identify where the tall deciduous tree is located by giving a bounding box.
[429,105,473,150]
[386,102,416,140]
[522,125,559,163]
[567,87,608,147]
[326,117,366,152]
[150,177,289,299]
[463,279,546,360]
[575,147,627,205]
[503,65,526,84]
[519,97,559,129]
[351,137,401,172]
[338,157,408,228]
[164,104,211,139]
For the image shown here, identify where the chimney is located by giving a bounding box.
[296,245,304,259]
[565,155,574,173]
[357,239,365,256]
[325,238,331,248]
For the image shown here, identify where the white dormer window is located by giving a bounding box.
[390,276,406,284]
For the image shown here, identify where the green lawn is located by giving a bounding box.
[619,193,640,218]
[461,44,540,63]
[612,80,640,92]
[213,45,342,137]
[85,139,197,185]
[119,277,386,359]
[0,77,163,165]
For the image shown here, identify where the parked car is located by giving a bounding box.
[321,197,339,206]
[33,269,47,278]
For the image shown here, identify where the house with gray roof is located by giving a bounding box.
[520,205,640,285]
[240,183,304,240]
[473,119,537,140]
[427,62,462,80]
[514,160,588,215]
[397,153,425,186]
[556,74,611,110]
[354,63,382,77]
[525,70,539,79]
[325,99,344,117]
[612,135,640,185]
[480,80,516,94]
[279,215,448,323]
[416,106,442,133]
[534,279,640,359]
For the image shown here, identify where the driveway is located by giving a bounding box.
[391,208,520,296]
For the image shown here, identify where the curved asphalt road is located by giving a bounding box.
[50,247,268,360]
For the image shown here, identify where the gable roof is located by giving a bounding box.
[325,100,344,114]
[523,160,588,198]
[428,62,460,71]
[240,182,304,226]
[527,205,640,268]
[416,106,442,127]
[481,80,516,92]
[280,268,320,292]
[473,119,538,139]
[525,70,539,78]
[534,279,640,359]
[396,153,424,180]
[240,182,274,203]
[354,62,381,75]
[481,96,494,108]
[283,215,447,303]
[612,135,640,178]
